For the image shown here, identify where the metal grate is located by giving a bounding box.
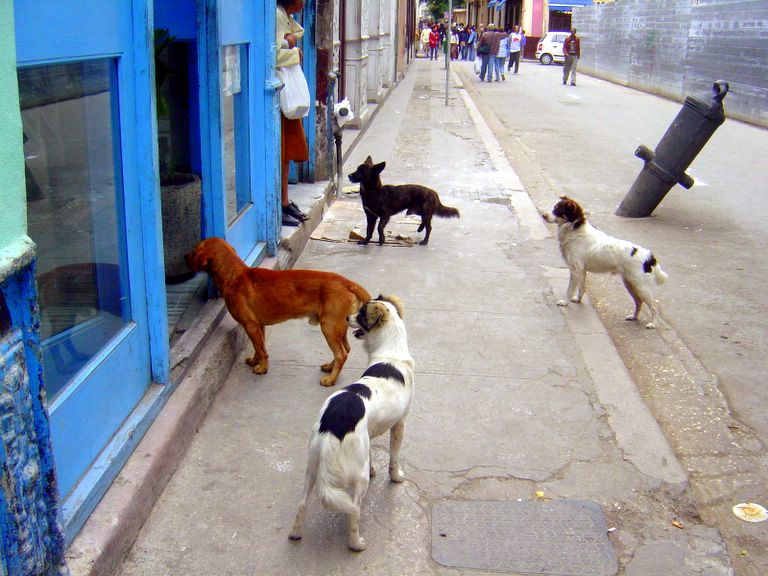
[431,500,617,576]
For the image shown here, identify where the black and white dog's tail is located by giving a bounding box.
[643,253,668,285]
[314,433,367,516]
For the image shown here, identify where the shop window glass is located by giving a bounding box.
[221,44,251,223]
[19,59,129,401]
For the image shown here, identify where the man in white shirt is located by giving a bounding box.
[507,25,522,74]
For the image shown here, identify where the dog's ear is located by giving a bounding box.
[364,155,374,165]
[373,162,386,175]
[375,294,404,319]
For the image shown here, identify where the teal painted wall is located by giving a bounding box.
[0,0,29,273]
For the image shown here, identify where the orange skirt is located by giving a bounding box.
[281,114,309,163]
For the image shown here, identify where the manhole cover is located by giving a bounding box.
[431,500,617,576]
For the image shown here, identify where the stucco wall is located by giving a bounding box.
[574,0,768,128]
[0,0,29,275]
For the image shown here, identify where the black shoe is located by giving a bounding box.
[283,201,309,222]
[282,212,300,227]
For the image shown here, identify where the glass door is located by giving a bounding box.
[15,0,158,537]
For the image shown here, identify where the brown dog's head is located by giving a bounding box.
[184,237,237,273]
[542,196,586,229]
[348,295,404,339]
[348,155,386,186]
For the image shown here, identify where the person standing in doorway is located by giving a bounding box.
[562,28,581,86]
[276,0,310,226]
[507,25,522,74]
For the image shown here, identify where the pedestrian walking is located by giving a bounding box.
[466,25,477,61]
[477,24,497,82]
[459,25,469,60]
[450,25,459,61]
[428,26,439,60]
[496,29,509,81]
[420,25,431,59]
[507,25,522,74]
[562,28,580,86]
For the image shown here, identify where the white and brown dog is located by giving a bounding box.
[542,196,668,329]
[289,295,414,551]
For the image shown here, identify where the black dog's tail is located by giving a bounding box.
[436,203,460,219]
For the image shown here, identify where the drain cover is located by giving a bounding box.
[431,500,617,576]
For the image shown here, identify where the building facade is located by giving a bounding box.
[3,0,411,571]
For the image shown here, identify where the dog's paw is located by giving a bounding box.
[245,356,257,366]
[320,361,334,373]
[349,536,367,552]
[288,532,302,541]
[357,239,370,246]
[625,314,637,322]
[320,375,337,387]
[389,466,405,483]
[418,239,429,246]
[645,322,656,329]
[251,362,269,374]
[570,296,581,303]
[557,299,569,307]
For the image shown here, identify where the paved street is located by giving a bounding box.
[453,57,768,575]
[109,58,754,575]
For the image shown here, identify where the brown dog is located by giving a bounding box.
[186,238,370,386]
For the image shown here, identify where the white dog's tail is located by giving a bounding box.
[314,432,368,516]
[644,253,668,285]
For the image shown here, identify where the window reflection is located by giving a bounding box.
[19,60,128,401]
[221,44,251,223]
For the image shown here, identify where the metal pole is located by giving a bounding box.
[445,0,452,105]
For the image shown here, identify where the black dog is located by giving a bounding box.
[348,156,460,245]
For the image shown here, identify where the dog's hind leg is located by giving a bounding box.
[388,420,406,483]
[635,283,659,329]
[243,322,269,373]
[289,458,318,542]
[419,216,432,245]
[622,278,643,323]
[376,215,391,245]
[319,319,349,386]
[347,477,369,551]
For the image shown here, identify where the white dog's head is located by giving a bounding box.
[542,195,587,229]
[348,295,404,340]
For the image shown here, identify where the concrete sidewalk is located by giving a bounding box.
[115,60,732,575]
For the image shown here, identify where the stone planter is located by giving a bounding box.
[161,173,201,282]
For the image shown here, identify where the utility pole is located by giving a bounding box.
[445,0,452,105]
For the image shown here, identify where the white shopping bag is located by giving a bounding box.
[474,56,482,75]
[277,64,310,119]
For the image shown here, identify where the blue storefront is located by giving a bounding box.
[3,1,316,570]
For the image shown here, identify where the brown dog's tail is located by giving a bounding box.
[436,202,460,219]
[349,282,372,306]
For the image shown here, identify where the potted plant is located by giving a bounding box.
[155,28,201,283]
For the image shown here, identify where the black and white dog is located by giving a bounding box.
[542,196,668,329]
[289,295,414,551]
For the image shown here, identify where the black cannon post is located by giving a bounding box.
[616,80,729,218]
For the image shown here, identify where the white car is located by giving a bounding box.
[535,31,569,65]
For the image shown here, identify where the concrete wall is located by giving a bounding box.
[574,0,768,128]
[0,0,29,270]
